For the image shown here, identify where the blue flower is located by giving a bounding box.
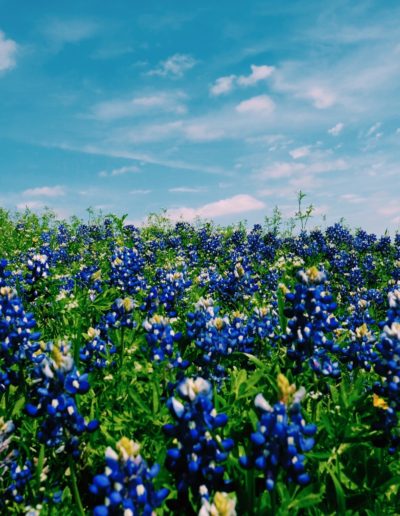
[90,438,169,515]
[240,375,316,491]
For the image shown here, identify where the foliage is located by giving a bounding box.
[0,206,400,514]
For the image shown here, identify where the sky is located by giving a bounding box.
[0,0,400,233]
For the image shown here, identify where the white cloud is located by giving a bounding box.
[340,193,366,204]
[258,159,348,179]
[166,194,265,221]
[289,146,310,159]
[210,65,274,96]
[92,93,186,120]
[147,54,196,77]
[210,75,236,96]
[130,189,151,195]
[377,204,400,217]
[236,95,275,115]
[0,31,18,72]
[258,161,305,179]
[328,122,344,136]
[169,186,205,193]
[183,124,225,142]
[22,186,65,197]
[16,200,46,210]
[237,64,275,86]
[305,86,336,109]
[366,122,381,137]
[53,142,227,176]
[99,165,140,177]
[43,19,99,45]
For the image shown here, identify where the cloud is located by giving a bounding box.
[16,200,46,210]
[366,122,381,137]
[168,186,205,193]
[210,75,236,96]
[42,19,99,45]
[237,64,275,86]
[236,95,275,115]
[166,194,265,221]
[91,92,187,120]
[0,31,18,72]
[183,124,225,142]
[147,54,196,77]
[257,159,348,179]
[22,186,65,197]
[99,165,140,177]
[130,189,151,195]
[289,146,310,159]
[52,142,227,176]
[305,86,336,109]
[340,193,366,204]
[328,122,344,136]
[210,64,274,95]
[258,161,305,179]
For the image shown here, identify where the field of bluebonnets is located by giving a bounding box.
[1,202,400,516]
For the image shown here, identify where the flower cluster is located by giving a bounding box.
[90,437,169,515]
[109,246,145,295]
[282,267,340,377]
[80,326,117,370]
[0,262,41,392]
[163,378,234,506]
[142,314,187,368]
[240,374,316,491]
[372,289,400,453]
[25,340,98,455]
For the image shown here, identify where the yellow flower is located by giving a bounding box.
[214,318,225,331]
[278,283,290,295]
[355,323,371,339]
[122,297,135,312]
[278,373,296,405]
[373,394,388,410]
[91,270,101,281]
[116,437,140,460]
[213,492,237,516]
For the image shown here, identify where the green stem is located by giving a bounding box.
[68,456,85,516]
[36,443,45,493]
[119,327,125,367]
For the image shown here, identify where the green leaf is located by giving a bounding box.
[288,492,323,510]
[329,468,346,515]
[12,395,26,417]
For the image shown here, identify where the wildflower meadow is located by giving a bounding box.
[1,205,400,515]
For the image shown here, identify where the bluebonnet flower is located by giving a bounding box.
[325,223,353,248]
[209,258,259,307]
[0,265,41,392]
[25,340,98,456]
[163,378,234,507]
[90,437,169,515]
[372,289,400,453]
[142,314,188,368]
[109,246,145,295]
[339,323,377,372]
[75,264,103,294]
[282,267,340,377]
[0,418,33,508]
[155,268,192,317]
[6,459,33,504]
[25,253,50,285]
[239,374,316,491]
[104,297,137,330]
[80,326,117,370]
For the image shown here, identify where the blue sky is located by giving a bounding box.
[1,0,400,232]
